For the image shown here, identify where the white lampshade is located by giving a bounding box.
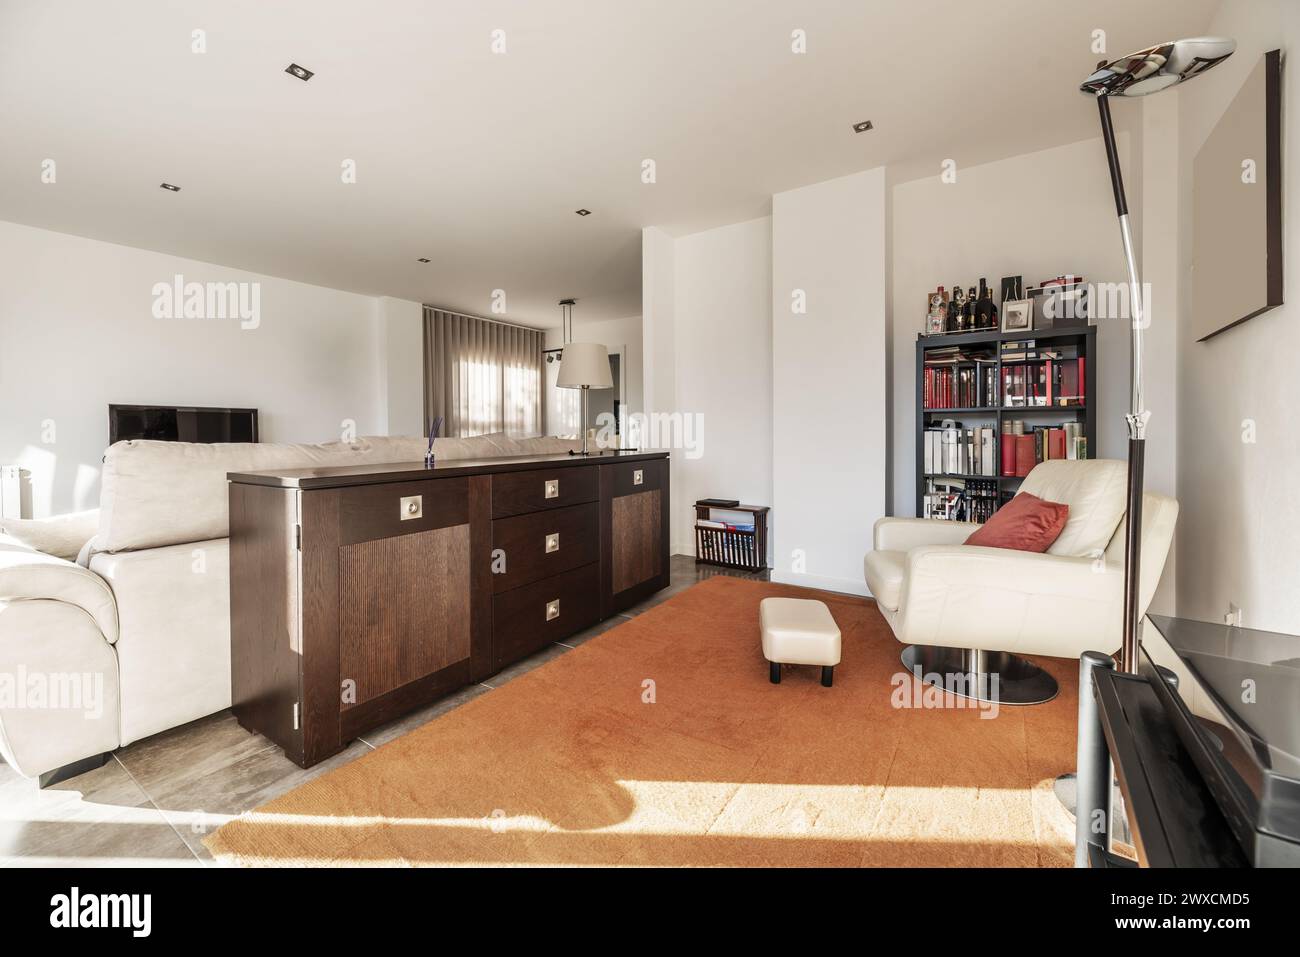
[556,341,613,389]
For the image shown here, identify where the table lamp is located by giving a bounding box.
[556,341,613,456]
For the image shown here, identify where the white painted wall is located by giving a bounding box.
[374,296,426,438]
[772,168,887,595]
[889,136,1153,521]
[0,220,385,516]
[672,218,773,559]
[1174,0,1300,634]
[641,227,676,420]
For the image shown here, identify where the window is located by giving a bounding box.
[423,308,544,438]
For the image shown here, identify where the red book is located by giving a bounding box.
[1000,434,1017,476]
[1015,435,1036,477]
[1078,357,1086,402]
[1048,428,1066,460]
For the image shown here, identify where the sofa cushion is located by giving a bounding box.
[0,509,100,561]
[963,492,1069,553]
[99,438,392,552]
[863,549,906,612]
[97,433,572,553]
[1017,459,1127,558]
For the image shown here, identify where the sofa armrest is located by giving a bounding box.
[873,517,980,552]
[896,544,1122,657]
[0,545,118,643]
[0,599,121,778]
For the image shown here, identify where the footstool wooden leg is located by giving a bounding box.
[770,662,781,684]
[821,665,834,688]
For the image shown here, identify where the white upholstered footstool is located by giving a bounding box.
[760,597,841,688]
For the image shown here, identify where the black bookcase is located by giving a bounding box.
[915,325,1097,520]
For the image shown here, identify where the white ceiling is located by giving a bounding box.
[0,0,1217,328]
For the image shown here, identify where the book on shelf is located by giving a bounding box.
[999,421,1088,476]
[921,345,998,409]
[1001,350,1086,408]
[922,362,999,409]
[924,425,999,477]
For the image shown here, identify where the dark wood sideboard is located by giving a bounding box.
[227,451,670,767]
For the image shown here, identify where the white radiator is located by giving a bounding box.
[0,466,26,519]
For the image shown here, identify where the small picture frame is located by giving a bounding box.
[1001,298,1033,333]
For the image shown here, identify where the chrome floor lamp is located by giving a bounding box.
[1067,37,1235,866]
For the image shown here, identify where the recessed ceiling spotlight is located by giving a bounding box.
[852,120,874,133]
[416,258,431,263]
[285,63,314,81]
[575,208,591,216]
[160,183,181,191]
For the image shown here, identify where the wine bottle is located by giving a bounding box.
[975,279,996,329]
[948,285,966,331]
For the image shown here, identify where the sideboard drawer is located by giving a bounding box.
[337,476,469,546]
[609,458,665,498]
[491,502,598,593]
[492,466,597,518]
[493,562,599,668]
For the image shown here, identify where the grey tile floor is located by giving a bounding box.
[0,555,768,867]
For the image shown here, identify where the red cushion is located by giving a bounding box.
[964,492,1069,552]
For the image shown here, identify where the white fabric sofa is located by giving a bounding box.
[864,459,1178,702]
[0,433,578,783]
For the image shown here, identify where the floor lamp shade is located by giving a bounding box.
[556,342,613,389]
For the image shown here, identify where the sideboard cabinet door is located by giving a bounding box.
[601,459,670,616]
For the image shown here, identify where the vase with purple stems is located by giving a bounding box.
[425,415,443,468]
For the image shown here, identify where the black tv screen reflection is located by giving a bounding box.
[109,404,259,445]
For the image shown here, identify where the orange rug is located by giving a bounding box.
[205,577,1077,866]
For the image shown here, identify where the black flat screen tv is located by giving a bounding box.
[109,404,259,444]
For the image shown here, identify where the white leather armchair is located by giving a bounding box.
[865,460,1178,704]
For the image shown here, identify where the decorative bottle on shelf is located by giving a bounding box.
[927,286,947,335]
[961,286,977,331]
[975,279,998,329]
[948,285,966,331]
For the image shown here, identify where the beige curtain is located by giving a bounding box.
[423,308,544,438]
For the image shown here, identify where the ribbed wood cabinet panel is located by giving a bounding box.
[611,489,662,594]
[337,524,472,708]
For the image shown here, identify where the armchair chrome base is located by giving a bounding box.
[900,645,1059,706]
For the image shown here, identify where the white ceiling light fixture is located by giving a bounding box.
[852,120,873,133]
[284,63,314,81]
[159,183,180,191]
